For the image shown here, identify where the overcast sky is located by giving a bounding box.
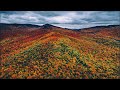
[0,11,119,29]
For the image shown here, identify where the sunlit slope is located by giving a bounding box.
[0,24,120,79]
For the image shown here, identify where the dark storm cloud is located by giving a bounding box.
[0,11,119,25]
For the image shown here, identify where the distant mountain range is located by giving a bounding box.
[0,23,40,28]
[0,23,120,40]
[0,23,119,30]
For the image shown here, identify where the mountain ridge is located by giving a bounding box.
[1,23,119,30]
[0,23,120,79]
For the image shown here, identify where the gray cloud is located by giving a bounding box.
[0,11,119,28]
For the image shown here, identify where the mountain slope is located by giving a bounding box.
[0,24,120,79]
[79,25,120,39]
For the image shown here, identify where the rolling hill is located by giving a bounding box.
[0,23,120,79]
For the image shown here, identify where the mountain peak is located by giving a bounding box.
[41,24,54,29]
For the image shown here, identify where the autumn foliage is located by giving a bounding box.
[0,24,120,79]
